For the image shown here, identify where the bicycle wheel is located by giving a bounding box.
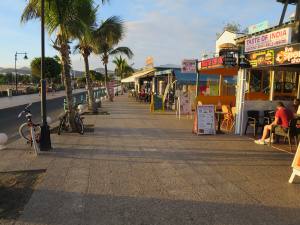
[58,118,65,135]
[75,116,84,135]
[19,123,41,142]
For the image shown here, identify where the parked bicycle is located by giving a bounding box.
[18,103,40,155]
[58,105,84,135]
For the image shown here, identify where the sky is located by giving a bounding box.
[0,0,296,71]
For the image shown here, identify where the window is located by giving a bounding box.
[199,75,219,96]
[248,70,270,94]
[274,71,298,100]
[222,76,236,96]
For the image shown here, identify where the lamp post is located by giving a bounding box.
[14,52,28,92]
[39,0,52,151]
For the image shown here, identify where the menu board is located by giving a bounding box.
[197,105,216,135]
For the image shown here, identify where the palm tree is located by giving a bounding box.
[21,0,103,130]
[113,56,134,80]
[93,16,134,99]
[74,7,98,113]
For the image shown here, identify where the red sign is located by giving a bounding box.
[200,57,223,69]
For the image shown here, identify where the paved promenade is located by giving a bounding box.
[0,89,85,110]
[0,95,299,225]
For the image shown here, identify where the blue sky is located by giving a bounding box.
[0,0,296,71]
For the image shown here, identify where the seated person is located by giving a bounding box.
[255,102,293,145]
[292,98,300,116]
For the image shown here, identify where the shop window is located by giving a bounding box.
[199,75,219,96]
[248,70,270,94]
[222,76,236,96]
[274,71,298,100]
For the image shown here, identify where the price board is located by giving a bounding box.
[197,105,216,135]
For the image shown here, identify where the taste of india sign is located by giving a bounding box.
[245,27,292,53]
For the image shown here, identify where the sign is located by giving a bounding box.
[200,57,223,69]
[222,52,237,67]
[248,49,275,68]
[145,56,154,68]
[274,43,300,66]
[289,143,300,183]
[248,20,269,34]
[245,27,292,52]
[182,59,198,73]
[197,105,216,135]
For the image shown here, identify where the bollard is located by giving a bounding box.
[64,99,68,111]
[0,133,8,150]
[47,116,52,125]
[78,104,85,114]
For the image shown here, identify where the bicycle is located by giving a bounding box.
[58,105,84,135]
[18,103,40,155]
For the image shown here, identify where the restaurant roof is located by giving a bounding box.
[277,0,297,4]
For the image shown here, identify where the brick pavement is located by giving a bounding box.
[0,95,300,225]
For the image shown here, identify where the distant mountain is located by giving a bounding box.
[94,68,114,75]
[0,67,31,75]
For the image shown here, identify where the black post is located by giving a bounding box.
[14,53,17,92]
[279,0,289,25]
[196,60,199,97]
[39,0,52,151]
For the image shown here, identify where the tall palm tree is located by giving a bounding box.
[74,7,98,113]
[93,16,133,99]
[113,56,134,80]
[21,0,102,130]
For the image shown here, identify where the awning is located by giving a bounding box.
[173,70,197,85]
[121,68,156,83]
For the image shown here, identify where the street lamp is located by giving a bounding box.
[14,52,28,92]
[39,0,52,151]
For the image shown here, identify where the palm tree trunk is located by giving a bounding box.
[83,54,97,113]
[104,62,113,101]
[61,43,76,131]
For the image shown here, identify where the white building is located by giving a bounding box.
[216,30,238,54]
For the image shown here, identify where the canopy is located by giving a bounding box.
[121,68,156,83]
[173,70,197,85]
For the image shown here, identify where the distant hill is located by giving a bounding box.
[94,68,114,75]
[0,67,31,75]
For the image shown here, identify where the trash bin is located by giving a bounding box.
[7,89,12,97]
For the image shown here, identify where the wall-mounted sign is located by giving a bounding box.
[275,44,300,65]
[222,52,237,67]
[200,57,223,69]
[245,27,292,53]
[248,49,275,68]
[181,59,198,73]
[248,20,269,34]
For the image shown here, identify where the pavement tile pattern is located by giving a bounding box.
[0,95,299,225]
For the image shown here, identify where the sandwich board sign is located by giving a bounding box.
[196,105,216,135]
[176,94,192,120]
[289,143,300,183]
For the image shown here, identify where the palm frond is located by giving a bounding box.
[109,47,134,59]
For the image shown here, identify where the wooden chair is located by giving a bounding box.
[270,118,300,152]
[229,107,237,131]
[221,105,234,131]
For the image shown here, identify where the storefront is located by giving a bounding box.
[235,21,300,135]
[197,56,238,106]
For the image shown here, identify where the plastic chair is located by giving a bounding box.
[221,105,234,131]
[244,110,261,136]
[270,118,300,152]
